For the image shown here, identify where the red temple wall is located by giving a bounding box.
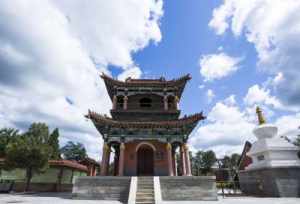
[123,140,169,176]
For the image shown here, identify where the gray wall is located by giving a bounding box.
[160,176,217,201]
[72,176,131,202]
[239,167,300,197]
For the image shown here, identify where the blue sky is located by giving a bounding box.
[1,0,300,159]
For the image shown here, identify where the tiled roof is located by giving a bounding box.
[87,110,205,129]
[49,160,88,172]
[101,73,191,101]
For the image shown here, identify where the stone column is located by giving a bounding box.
[100,142,110,176]
[166,143,174,176]
[164,96,168,111]
[184,143,192,176]
[118,143,125,176]
[172,148,177,176]
[113,95,117,110]
[123,96,128,110]
[180,144,186,176]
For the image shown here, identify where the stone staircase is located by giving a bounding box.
[135,177,155,204]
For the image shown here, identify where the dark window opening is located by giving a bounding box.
[140,97,152,108]
[117,96,124,109]
[168,96,175,110]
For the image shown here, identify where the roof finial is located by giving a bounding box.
[256,106,266,125]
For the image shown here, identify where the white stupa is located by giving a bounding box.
[246,107,300,170]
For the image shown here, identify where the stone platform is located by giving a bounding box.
[239,167,300,197]
[72,176,217,203]
[72,176,131,202]
[159,176,217,201]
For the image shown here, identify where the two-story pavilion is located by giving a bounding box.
[86,73,205,176]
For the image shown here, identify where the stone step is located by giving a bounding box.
[137,190,153,192]
[136,199,155,203]
[136,192,154,195]
[136,196,154,200]
[136,177,155,204]
[138,185,154,188]
[137,186,154,189]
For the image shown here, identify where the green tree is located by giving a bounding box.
[201,150,217,175]
[5,123,53,191]
[48,128,61,159]
[294,130,300,158]
[192,150,216,175]
[0,128,19,157]
[60,141,87,161]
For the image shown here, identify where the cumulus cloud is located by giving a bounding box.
[0,0,163,160]
[199,52,241,81]
[190,97,256,157]
[244,84,282,109]
[190,90,300,157]
[209,0,300,106]
[117,66,143,81]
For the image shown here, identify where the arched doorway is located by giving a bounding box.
[137,145,154,176]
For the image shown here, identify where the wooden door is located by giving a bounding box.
[137,147,154,176]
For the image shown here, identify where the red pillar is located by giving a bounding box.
[113,95,117,110]
[184,143,192,176]
[166,143,174,176]
[164,96,168,111]
[114,148,119,176]
[118,142,125,176]
[174,95,179,110]
[123,96,128,110]
[100,142,110,176]
[180,144,186,176]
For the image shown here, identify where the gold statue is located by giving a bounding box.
[256,106,266,125]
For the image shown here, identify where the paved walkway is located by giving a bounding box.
[162,197,300,204]
[0,193,299,204]
[0,193,122,204]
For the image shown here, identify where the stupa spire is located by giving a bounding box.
[256,106,266,125]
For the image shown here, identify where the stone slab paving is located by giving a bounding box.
[0,193,299,204]
[0,193,122,204]
[162,196,300,204]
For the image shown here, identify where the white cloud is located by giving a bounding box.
[209,0,300,106]
[199,52,241,81]
[244,84,282,109]
[190,88,300,157]
[206,89,215,103]
[0,0,163,160]
[117,66,143,81]
[275,113,300,139]
[189,98,256,157]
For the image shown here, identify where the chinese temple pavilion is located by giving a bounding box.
[86,73,205,176]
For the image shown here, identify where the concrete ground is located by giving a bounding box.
[0,193,299,204]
